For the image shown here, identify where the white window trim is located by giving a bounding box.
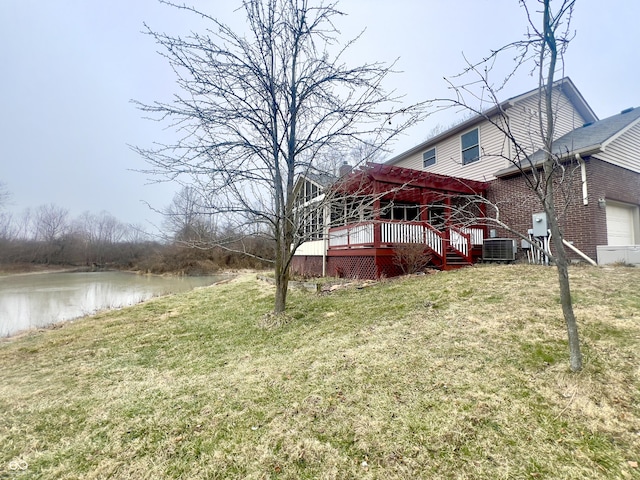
[422,147,436,168]
[461,127,480,166]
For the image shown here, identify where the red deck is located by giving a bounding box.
[326,221,484,278]
[293,163,489,279]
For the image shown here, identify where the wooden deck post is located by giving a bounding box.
[420,192,429,223]
[373,193,382,247]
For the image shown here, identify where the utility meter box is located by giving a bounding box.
[532,212,548,237]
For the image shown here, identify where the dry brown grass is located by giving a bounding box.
[0,265,639,479]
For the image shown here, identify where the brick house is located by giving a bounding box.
[292,77,640,278]
[489,107,640,262]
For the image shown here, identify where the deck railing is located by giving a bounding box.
[449,228,469,258]
[329,222,484,263]
[381,221,443,257]
[328,223,374,248]
[448,227,484,262]
[459,227,484,245]
[329,221,445,258]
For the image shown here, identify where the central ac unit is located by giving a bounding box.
[483,238,517,262]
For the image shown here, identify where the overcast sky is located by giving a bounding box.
[1,0,638,231]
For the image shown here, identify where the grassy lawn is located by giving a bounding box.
[1,264,639,479]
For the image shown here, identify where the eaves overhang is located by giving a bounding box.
[494,145,603,178]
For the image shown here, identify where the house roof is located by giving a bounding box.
[334,163,489,196]
[303,171,337,187]
[502,77,597,125]
[292,170,338,202]
[385,77,597,166]
[495,106,640,177]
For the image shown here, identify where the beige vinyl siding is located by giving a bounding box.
[294,240,325,256]
[393,117,511,181]
[391,84,587,182]
[509,88,586,156]
[392,149,424,171]
[553,91,588,137]
[593,122,640,174]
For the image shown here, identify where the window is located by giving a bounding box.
[303,180,320,203]
[330,197,373,226]
[422,148,436,168]
[295,179,325,240]
[300,206,325,240]
[461,128,479,165]
[381,202,420,221]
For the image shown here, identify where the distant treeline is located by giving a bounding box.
[0,204,273,274]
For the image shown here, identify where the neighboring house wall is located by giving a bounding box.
[588,159,640,247]
[487,158,640,261]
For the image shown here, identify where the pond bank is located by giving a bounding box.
[0,271,234,338]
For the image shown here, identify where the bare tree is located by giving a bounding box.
[9,208,34,242]
[33,204,70,264]
[0,214,13,242]
[74,211,129,264]
[0,182,10,209]
[442,0,582,371]
[34,204,69,243]
[134,0,425,313]
[124,223,150,244]
[0,182,13,241]
[163,186,217,244]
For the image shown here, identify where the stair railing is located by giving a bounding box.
[448,226,473,263]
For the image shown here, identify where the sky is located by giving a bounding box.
[1,0,638,232]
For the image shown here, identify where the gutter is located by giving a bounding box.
[494,145,602,178]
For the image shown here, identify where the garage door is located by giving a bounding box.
[606,202,636,245]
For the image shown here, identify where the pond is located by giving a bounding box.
[0,271,230,337]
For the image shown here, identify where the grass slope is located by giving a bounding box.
[1,265,639,479]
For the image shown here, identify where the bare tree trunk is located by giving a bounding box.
[544,184,582,371]
[274,258,289,314]
[541,0,582,371]
[552,234,583,371]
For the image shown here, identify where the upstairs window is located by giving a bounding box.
[461,128,480,165]
[422,148,436,168]
[302,180,320,203]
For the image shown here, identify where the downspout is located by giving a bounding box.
[576,153,588,205]
[506,110,512,165]
[562,239,597,266]
[322,241,327,276]
[562,153,596,265]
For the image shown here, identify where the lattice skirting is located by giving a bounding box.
[327,255,403,279]
[376,255,404,278]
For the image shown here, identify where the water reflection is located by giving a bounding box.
[0,271,227,337]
